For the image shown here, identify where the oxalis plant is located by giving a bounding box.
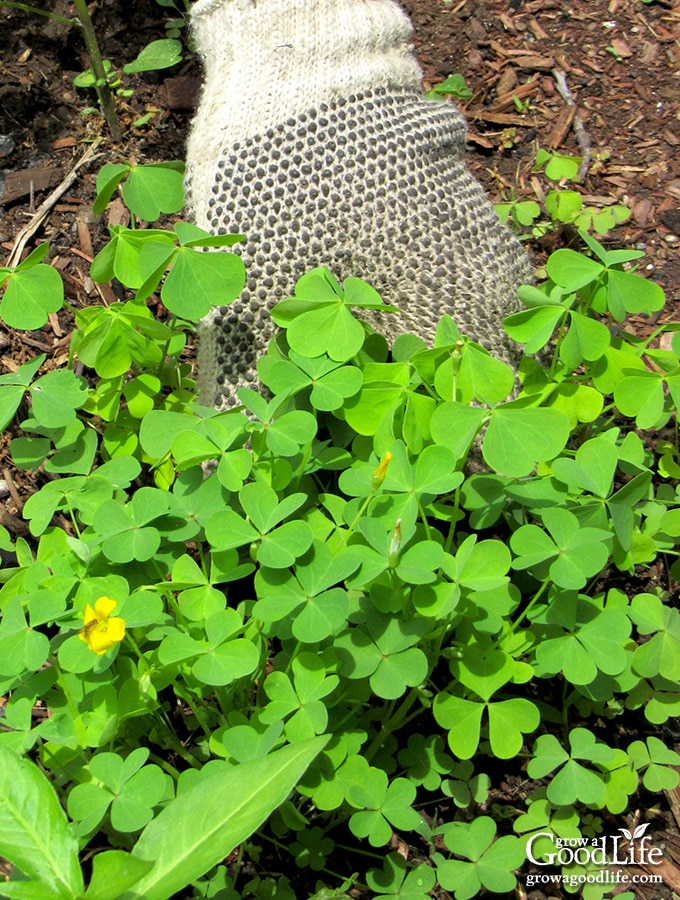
[0,160,679,900]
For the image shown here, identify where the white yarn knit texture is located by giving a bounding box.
[186,0,533,408]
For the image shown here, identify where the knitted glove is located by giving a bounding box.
[186,0,533,409]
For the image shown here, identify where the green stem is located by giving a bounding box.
[0,1,76,25]
[503,579,550,642]
[364,689,419,764]
[156,701,202,768]
[124,631,146,662]
[549,312,570,378]
[417,498,433,540]
[71,0,122,141]
[284,640,303,677]
[329,841,385,862]
[214,686,233,721]
[49,656,87,746]
[333,490,378,555]
[443,486,462,555]
[147,752,181,781]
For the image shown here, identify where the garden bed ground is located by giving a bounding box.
[1,0,680,897]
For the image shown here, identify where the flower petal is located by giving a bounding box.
[82,603,97,625]
[89,628,116,655]
[106,617,126,643]
[94,596,117,619]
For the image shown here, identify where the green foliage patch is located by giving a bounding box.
[0,162,678,900]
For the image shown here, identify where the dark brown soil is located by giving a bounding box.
[2,0,680,362]
[1,0,680,897]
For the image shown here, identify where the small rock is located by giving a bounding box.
[0,135,15,158]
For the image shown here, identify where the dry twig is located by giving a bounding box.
[6,138,104,268]
[551,68,592,180]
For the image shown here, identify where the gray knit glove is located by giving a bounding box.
[186,0,533,409]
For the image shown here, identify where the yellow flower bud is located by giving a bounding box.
[371,452,392,491]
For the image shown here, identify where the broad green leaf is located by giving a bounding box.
[451,647,514,702]
[30,369,88,428]
[286,303,365,361]
[192,639,259,687]
[121,163,185,220]
[0,264,63,330]
[487,698,540,759]
[504,305,564,354]
[161,246,245,321]
[433,694,484,760]
[547,249,603,291]
[205,508,259,551]
[550,436,618,497]
[607,269,664,318]
[482,407,570,477]
[546,758,605,806]
[264,409,317,456]
[93,163,129,214]
[128,738,327,900]
[123,39,182,74]
[84,850,153,900]
[614,372,665,428]
[430,402,486,461]
[0,747,84,897]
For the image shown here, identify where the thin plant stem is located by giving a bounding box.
[71,0,122,141]
[0,1,76,25]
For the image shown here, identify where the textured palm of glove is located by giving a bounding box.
[186,0,533,409]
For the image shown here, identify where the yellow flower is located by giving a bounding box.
[79,597,126,655]
[371,452,392,491]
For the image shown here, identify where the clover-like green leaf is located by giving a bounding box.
[349,770,421,847]
[29,369,88,428]
[628,736,680,792]
[629,594,680,682]
[367,853,436,899]
[511,507,612,589]
[260,653,338,741]
[0,260,64,331]
[435,817,525,900]
[482,406,570,477]
[528,730,615,807]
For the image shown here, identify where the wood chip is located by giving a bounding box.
[513,54,556,70]
[547,105,577,149]
[489,79,540,111]
[76,218,93,258]
[528,18,549,40]
[158,75,201,111]
[640,40,660,64]
[495,67,518,97]
[466,130,494,150]
[609,37,633,58]
[107,197,129,228]
[48,312,63,338]
[498,13,516,32]
[0,166,63,205]
[52,137,77,150]
[581,57,605,72]
[467,109,536,126]
[631,197,655,227]
[0,508,29,537]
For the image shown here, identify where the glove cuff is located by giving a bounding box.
[187,0,423,215]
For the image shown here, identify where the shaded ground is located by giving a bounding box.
[1,0,680,897]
